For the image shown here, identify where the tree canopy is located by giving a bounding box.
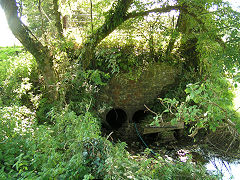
[1,0,239,85]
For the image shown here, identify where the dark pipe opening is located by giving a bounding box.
[106,108,127,130]
[132,110,149,123]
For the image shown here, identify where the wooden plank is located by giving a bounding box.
[143,122,184,135]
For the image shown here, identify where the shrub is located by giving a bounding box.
[152,78,238,137]
[0,51,38,107]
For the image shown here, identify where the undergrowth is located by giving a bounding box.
[0,107,218,179]
[0,47,220,179]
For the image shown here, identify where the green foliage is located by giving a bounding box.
[83,69,110,86]
[150,158,219,180]
[1,0,240,178]
[0,105,36,178]
[95,42,163,80]
[0,105,216,179]
[0,50,216,179]
[0,46,23,60]
[35,98,55,124]
[102,146,218,180]
[64,66,110,115]
[0,51,38,107]
[154,77,238,136]
[0,106,99,179]
[214,6,240,72]
[0,105,35,139]
[20,0,56,39]
[0,47,23,86]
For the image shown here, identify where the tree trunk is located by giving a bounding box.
[0,0,58,101]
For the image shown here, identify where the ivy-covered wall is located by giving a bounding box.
[98,62,182,127]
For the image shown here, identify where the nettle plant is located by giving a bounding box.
[155,79,237,137]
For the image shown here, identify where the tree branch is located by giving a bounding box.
[85,4,181,50]
[80,3,181,68]
[90,0,134,46]
[80,0,134,68]
[38,0,47,41]
[126,5,181,19]
[53,0,63,38]
[90,0,93,34]
[165,15,181,58]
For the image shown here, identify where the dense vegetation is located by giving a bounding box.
[0,0,240,179]
[0,47,221,179]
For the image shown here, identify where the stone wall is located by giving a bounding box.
[98,62,182,129]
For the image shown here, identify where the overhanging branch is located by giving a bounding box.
[53,0,63,38]
[79,0,134,68]
[126,5,181,19]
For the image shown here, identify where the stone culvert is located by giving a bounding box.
[98,62,182,130]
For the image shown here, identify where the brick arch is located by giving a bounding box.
[98,62,181,127]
